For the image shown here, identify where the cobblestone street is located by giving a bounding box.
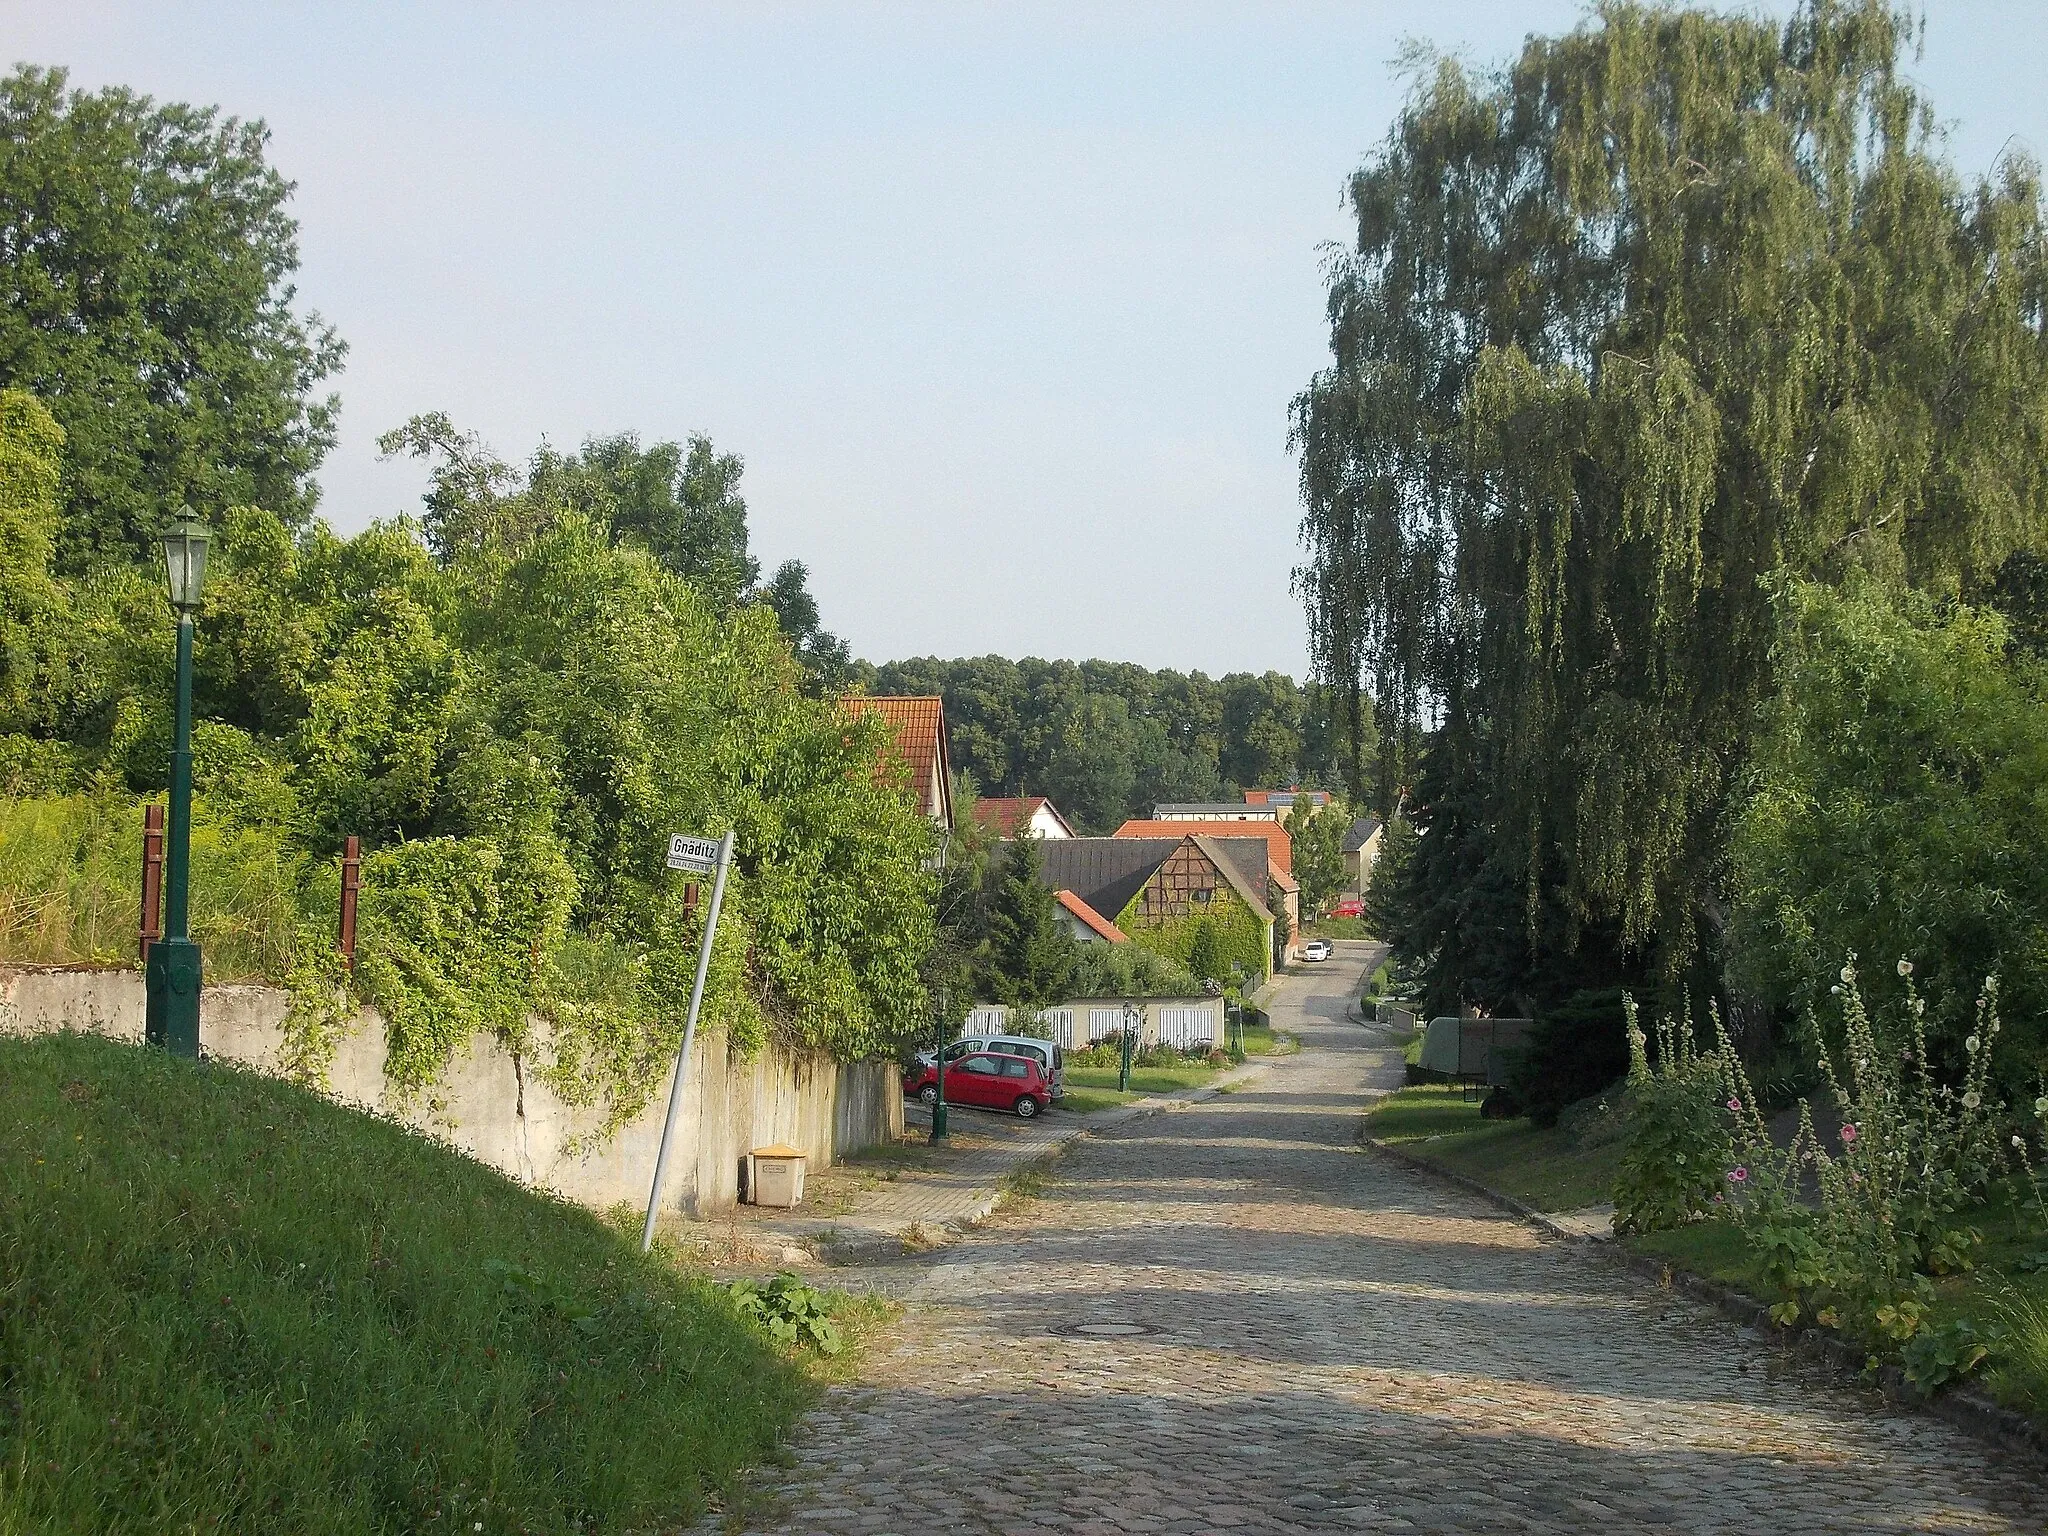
[712,948,2048,1535]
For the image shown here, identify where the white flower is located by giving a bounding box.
[1897,959,1913,977]
[1912,998,1925,1017]
[2035,1094,2048,1121]
[1966,1036,1981,1054]
[1962,1091,1982,1111]
[1841,964,1856,983]
[2015,1135,2028,1150]
[1830,985,1843,996]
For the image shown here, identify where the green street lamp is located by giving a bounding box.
[923,835,953,1142]
[145,513,211,1058]
[1118,999,1138,1093]
[930,989,951,1143]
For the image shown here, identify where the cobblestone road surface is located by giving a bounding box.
[712,946,2048,1535]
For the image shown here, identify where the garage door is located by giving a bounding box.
[1154,1005,1218,1049]
[1087,1006,1128,1044]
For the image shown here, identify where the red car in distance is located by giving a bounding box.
[903,1051,1050,1119]
[1328,897,1365,919]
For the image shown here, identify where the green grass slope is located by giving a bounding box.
[1,1032,812,1534]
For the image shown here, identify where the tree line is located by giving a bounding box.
[861,656,1364,833]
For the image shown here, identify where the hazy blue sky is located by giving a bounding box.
[9,3,2046,675]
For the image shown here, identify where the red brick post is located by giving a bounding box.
[139,803,165,959]
[338,835,362,971]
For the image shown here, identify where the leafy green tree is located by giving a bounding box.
[377,414,851,689]
[1291,802,1349,918]
[980,834,1077,1005]
[0,67,343,567]
[1730,578,2048,1092]
[0,389,67,738]
[1295,2,2048,1001]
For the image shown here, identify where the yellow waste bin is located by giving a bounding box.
[749,1144,807,1208]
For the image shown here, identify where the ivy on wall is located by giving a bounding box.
[1115,889,1269,988]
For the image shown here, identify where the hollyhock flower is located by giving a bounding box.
[1841,964,1855,983]
[1897,959,1913,977]
[1962,1091,1982,1111]
[1727,1098,1742,1113]
[1839,1123,1858,1144]
[1966,1035,1981,1054]
[1728,1167,1748,1183]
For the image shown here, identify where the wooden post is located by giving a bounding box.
[339,836,361,970]
[139,803,165,959]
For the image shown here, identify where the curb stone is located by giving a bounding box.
[1364,1133,2048,1471]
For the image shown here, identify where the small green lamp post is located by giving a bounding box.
[930,984,951,1142]
[1118,999,1138,1092]
[144,513,211,1058]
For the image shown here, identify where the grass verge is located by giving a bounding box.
[1364,1084,1619,1212]
[0,1031,841,1534]
[1626,1181,2048,1427]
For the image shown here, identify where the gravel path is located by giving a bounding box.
[708,947,2048,1534]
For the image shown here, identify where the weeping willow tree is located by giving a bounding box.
[1294,1,2048,1004]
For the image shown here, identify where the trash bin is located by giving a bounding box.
[749,1144,807,1209]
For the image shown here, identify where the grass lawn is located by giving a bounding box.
[1242,1025,1295,1055]
[1059,1060,1228,1112]
[1365,1084,1621,1212]
[0,1031,856,1534]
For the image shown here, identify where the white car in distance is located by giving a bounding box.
[1301,939,1333,962]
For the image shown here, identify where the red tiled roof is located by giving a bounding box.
[1268,858,1299,893]
[1054,888,1127,943]
[972,796,1074,838]
[1114,819,1292,874]
[842,696,953,829]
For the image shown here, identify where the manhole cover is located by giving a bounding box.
[1066,1321,1152,1337]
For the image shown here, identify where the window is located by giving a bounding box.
[999,1058,1031,1078]
[961,1057,999,1075]
[1193,888,1212,904]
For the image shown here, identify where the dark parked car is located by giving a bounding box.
[903,1052,1051,1118]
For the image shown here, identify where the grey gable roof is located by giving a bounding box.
[1036,838,1178,923]
[1341,815,1385,854]
[1190,835,1275,924]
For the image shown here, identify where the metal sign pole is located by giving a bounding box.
[640,828,735,1254]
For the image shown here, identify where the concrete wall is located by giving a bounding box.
[0,964,903,1219]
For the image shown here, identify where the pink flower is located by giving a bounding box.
[1727,1098,1742,1113]
[1712,1193,1725,1204]
[1728,1167,1749,1183]
[1839,1124,1858,1144]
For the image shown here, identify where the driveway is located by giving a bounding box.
[713,943,2047,1534]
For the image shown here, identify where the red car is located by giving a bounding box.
[902,1052,1050,1119]
[1328,897,1365,919]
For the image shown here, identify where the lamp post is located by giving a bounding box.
[924,833,953,1142]
[145,513,211,1058]
[1118,999,1138,1093]
[930,988,951,1142]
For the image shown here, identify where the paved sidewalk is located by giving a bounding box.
[686,1063,1272,1262]
[699,944,2048,1535]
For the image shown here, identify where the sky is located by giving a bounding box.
[9,2,2048,678]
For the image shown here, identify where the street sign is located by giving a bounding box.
[666,833,720,873]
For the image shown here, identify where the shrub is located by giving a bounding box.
[1611,995,1729,1234]
[1715,958,2012,1356]
[1510,987,1630,1128]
